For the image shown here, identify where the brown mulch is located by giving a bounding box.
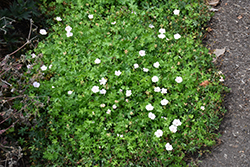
[197,0,250,166]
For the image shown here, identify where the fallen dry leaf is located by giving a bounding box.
[207,0,220,6]
[237,15,243,19]
[207,27,213,32]
[213,48,226,62]
[199,80,210,87]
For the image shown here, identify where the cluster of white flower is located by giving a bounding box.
[65,25,73,37]
[158,28,166,39]
[169,119,182,133]
[154,87,167,94]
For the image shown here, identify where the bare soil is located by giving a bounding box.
[198,0,250,166]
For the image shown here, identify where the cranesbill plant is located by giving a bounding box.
[23,0,228,166]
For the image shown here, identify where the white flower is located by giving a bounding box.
[126,90,132,97]
[219,77,224,82]
[201,106,205,110]
[154,87,161,92]
[27,64,31,69]
[169,125,177,133]
[153,62,160,68]
[139,50,146,56]
[148,112,156,120]
[49,64,52,69]
[161,116,167,120]
[100,89,107,95]
[119,89,123,92]
[161,99,169,105]
[106,109,111,114]
[152,76,159,83]
[66,32,73,37]
[165,143,173,151]
[154,129,163,138]
[56,17,62,21]
[111,21,116,25]
[161,88,167,94]
[33,82,40,88]
[113,104,117,109]
[143,68,149,72]
[39,29,47,35]
[173,9,180,15]
[218,71,222,75]
[120,134,123,138]
[159,28,166,34]
[175,76,183,83]
[95,58,101,64]
[41,65,47,71]
[31,53,36,58]
[149,24,154,28]
[91,86,99,93]
[146,104,154,111]
[131,11,136,14]
[65,26,72,32]
[100,104,105,108]
[68,91,73,95]
[134,64,139,69]
[99,78,107,85]
[88,14,93,19]
[174,33,181,39]
[158,33,166,39]
[125,99,129,102]
[172,119,182,126]
[115,70,122,76]
[52,86,55,88]
[117,134,120,137]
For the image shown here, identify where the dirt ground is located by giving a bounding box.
[197,0,250,166]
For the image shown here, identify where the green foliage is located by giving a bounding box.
[0,0,39,20]
[21,0,229,166]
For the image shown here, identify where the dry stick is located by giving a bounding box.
[0,119,19,135]
[6,18,37,57]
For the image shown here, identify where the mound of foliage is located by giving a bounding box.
[18,0,228,166]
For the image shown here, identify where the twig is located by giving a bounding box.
[0,78,12,87]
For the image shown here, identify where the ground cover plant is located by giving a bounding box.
[17,0,229,166]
